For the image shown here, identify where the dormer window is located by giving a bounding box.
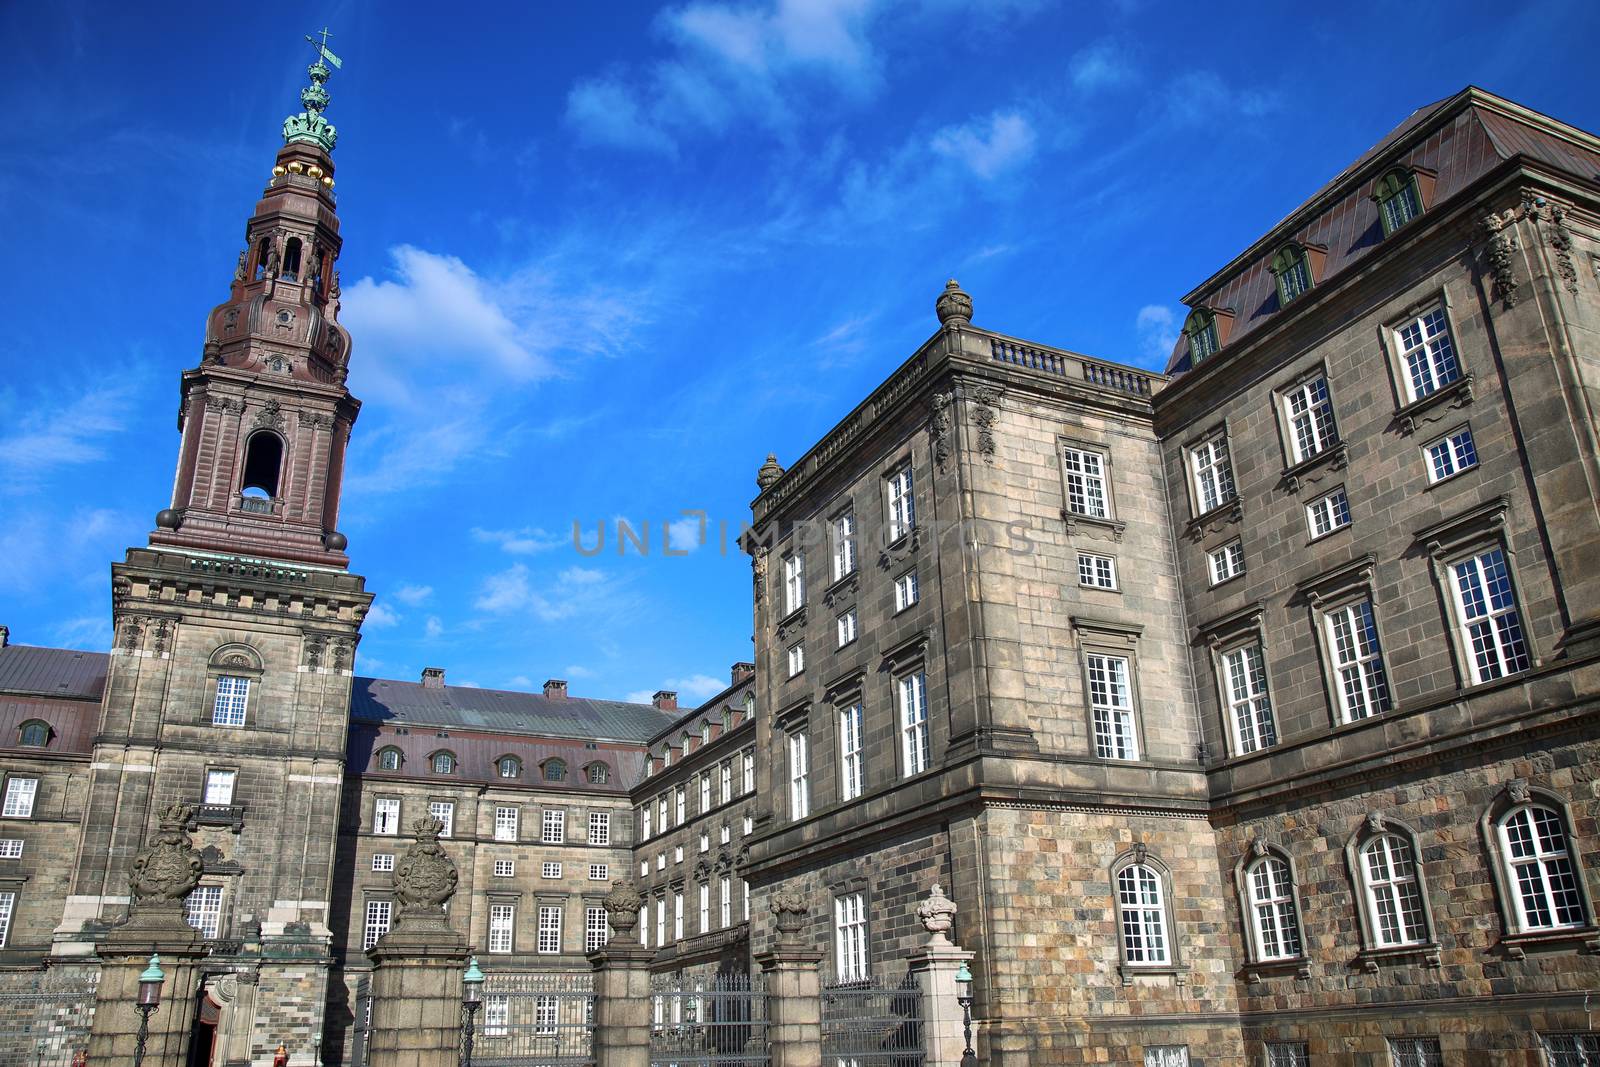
[376,747,402,771]
[1271,244,1314,306]
[17,721,50,748]
[543,759,567,782]
[498,756,521,779]
[586,762,610,784]
[1376,169,1423,236]
[1183,309,1219,364]
[431,751,455,775]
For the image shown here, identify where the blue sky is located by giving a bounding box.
[3,1,1596,705]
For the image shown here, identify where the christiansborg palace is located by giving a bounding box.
[1,41,1599,1067]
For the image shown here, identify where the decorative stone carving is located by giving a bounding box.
[298,410,334,430]
[1507,777,1531,804]
[1366,811,1385,834]
[935,278,973,327]
[151,619,172,656]
[770,884,810,941]
[751,545,768,603]
[756,453,785,491]
[392,815,459,917]
[1481,209,1520,309]
[128,802,203,905]
[234,250,248,283]
[207,395,246,415]
[930,392,953,470]
[1250,838,1268,858]
[331,638,353,672]
[1546,202,1579,294]
[118,614,144,652]
[303,634,327,670]
[916,883,958,946]
[604,881,644,938]
[970,385,1002,463]
[329,271,342,321]
[1131,842,1148,866]
[265,354,291,375]
[254,399,286,434]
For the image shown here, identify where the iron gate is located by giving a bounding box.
[476,971,596,1067]
[648,972,769,1067]
[820,974,924,1067]
[0,968,99,1067]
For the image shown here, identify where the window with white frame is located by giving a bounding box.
[699,882,710,933]
[1377,170,1424,235]
[538,905,563,953]
[373,853,395,872]
[428,801,455,838]
[1190,436,1236,514]
[589,863,609,881]
[839,701,864,801]
[204,769,236,805]
[489,904,516,953]
[184,885,223,938]
[1387,1037,1443,1067]
[1360,834,1429,947]
[1061,446,1110,518]
[1077,552,1117,590]
[886,464,915,541]
[1325,601,1392,722]
[1116,863,1170,965]
[658,851,667,870]
[787,642,805,678]
[542,809,567,844]
[373,797,399,835]
[1450,547,1530,683]
[743,750,755,793]
[656,897,666,945]
[495,859,515,877]
[1499,805,1585,931]
[700,774,711,813]
[535,994,559,1035]
[495,806,519,842]
[1144,1047,1188,1067]
[742,815,753,836]
[1541,1034,1600,1067]
[894,570,920,612]
[720,823,730,844]
[212,676,250,726]
[898,671,930,776]
[673,893,684,941]
[743,880,750,921]
[1221,644,1276,755]
[1425,426,1478,483]
[0,891,13,948]
[589,811,610,845]
[1208,540,1244,585]
[586,906,609,952]
[641,806,652,840]
[832,512,858,580]
[1282,376,1339,463]
[1245,855,1303,961]
[431,752,455,775]
[698,831,708,854]
[542,862,563,879]
[362,900,392,950]
[1086,654,1138,761]
[0,840,22,859]
[719,762,732,804]
[1306,488,1351,538]
[1394,306,1460,403]
[837,608,859,648]
[720,876,732,928]
[835,892,868,982]
[1266,1043,1309,1067]
[783,552,806,615]
[640,860,649,877]
[675,785,687,825]
[485,995,509,1038]
[788,730,810,819]
[658,795,669,831]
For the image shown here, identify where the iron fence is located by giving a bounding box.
[648,972,769,1067]
[820,974,924,1067]
[350,976,372,1067]
[0,969,98,1067]
[476,971,596,1067]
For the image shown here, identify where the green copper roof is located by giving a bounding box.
[283,30,342,152]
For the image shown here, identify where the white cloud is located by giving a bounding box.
[424,616,444,640]
[473,564,633,622]
[364,602,402,628]
[929,110,1037,181]
[1136,304,1179,362]
[1164,72,1281,126]
[566,76,679,154]
[564,664,596,679]
[473,526,566,555]
[1069,40,1136,93]
[393,584,434,606]
[476,563,535,614]
[664,514,707,554]
[0,383,137,494]
[626,672,728,707]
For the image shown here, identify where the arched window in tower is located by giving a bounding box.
[254,237,271,280]
[282,237,303,282]
[240,431,283,501]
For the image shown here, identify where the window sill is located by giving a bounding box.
[1207,571,1245,590]
[1077,582,1122,594]
[1061,511,1127,543]
[776,605,807,636]
[1422,464,1479,491]
[1353,942,1441,972]
[1498,926,1600,959]
[1118,962,1187,986]
[1395,373,1474,435]
[1279,441,1349,493]
[1306,522,1351,546]
[1185,499,1243,543]
[1242,956,1311,983]
[188,803,245,833]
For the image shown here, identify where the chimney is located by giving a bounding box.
[731,662,755,686]
[543,679,568,700]
[0,625,8,649]
[420,667,446,689]
[652,690,678,711]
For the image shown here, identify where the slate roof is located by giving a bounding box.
[0,644,106,756]
[349,677,679,744]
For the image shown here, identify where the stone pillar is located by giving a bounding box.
[755,885,822,1067]
[907,884,975,1067]
[590,880,652,1067]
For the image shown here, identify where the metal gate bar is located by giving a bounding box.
[820,975,924,1067]
[478,972,596,1067]
[649,973,769,1067]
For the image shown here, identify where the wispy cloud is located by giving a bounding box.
[930,110,1037,181]
[626,672,727,705]
[1135,304,1180,363]
[473,526,567,555]
[393,584,434,606]
[1164,71,1281,126]
[1069,40,1137,94]
[473,564,637,623]
[364,602,403,628]
[567,75,679,153]
[0,383,138,494]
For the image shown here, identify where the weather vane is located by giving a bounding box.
[305,26,342,70]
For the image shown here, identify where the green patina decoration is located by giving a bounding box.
[283,28,342,152]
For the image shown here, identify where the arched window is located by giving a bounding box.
[17,721,50,748]
[1241,849,1303,962]
[497,756,521,779]
[1375,168,1424,236]
[254,237,270,280]
[282,237,303,282]
[1498,805,1585,931]
[544,759,567,782]
[1183,309,1219,364]
[431,751,455,775]
[1114,860,1172,967]
[1356,832,1429,947]
[701,723,711,745]
[1270,244,1314,306]
[587,762,610,784]
[744,693,755,718]
[241,432,283,499]
[376,747,402,771]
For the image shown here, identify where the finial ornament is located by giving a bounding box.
[917,882,958,946]
[283,29,343,152]
[757,453,785,491]
[935,278,973,327]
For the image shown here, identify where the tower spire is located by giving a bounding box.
[283,28,343,152]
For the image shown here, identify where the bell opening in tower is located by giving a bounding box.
[241,431,283,500]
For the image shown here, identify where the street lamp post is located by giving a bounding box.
[459,956,485,1067]
[133,954,166,1067]
[954,961,977,1067]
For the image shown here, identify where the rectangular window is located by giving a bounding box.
[1396,306,1460,402]
[494,806,519,842]
[589,863,609,881]
[1265,1044,1309,1067]
[485,995,509,1038]
[886,464,916,541]
[542,809,567,844]
[837,608,859,648]
[699,882,710,933]
[1208,540,1244,585]
[894,570,920,612]
[586,906,610,952]
[1061,446,1110,518]
[719,762,732,803]
[700,775,711,813]
[542,862,562,879]
[658,795,668,831]
[1144,1048,1189,1067]
[832,512,858,580]
[1542,1034,1600,1067]
[673,893,684,941]
[1325,601,1392,722]
[742,815,753,836]
[1306,487,1351,538]
[1190,436,1236,514]
[655,898,666,945]
[535,995,559,1035]
[640,860,649,877]
[588,811,611,845]
[743,750,755,793]
[1222,644,1277,755]
[788,731,810,819]
[538,905,563,954]
[1077,552,1117,590]
[212,676,249,726]
[675,786,686,825]
[656,852,665,871]
[839,702,864,801]
[1283,376,1339,463]
[1387,1038,1443,1067]
[373,853,395,872]
[1425,427,1478,483]
[0,892,12,949]
[1086,654,1138,761]
[428,801,455,838]
[698,832,708,854]
[1381,178,1423,234]
[641,806,652,840]
[362,900,392,950]
[898,672,931,776]
[373,798,399,835]
[719,823,730,846]
[720,876,732,929]
[494,859,515,877]
[783,552,806,615]
[743,880,750,922]
[787,643,805,678]
[1451,547,1530,683]
[489,904,516,953]
[0,840,22,859]
[835,892,868,982]
[203,769,236,805]
[184,885,223,938]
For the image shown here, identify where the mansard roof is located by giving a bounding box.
[349,676,679,744]
[0,644,108,701]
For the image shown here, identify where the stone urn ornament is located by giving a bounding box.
[128,802,203,907]
[917,883,958,947]
[603,880,645,942]
[392,815,458,919]
[770,884,811,944]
